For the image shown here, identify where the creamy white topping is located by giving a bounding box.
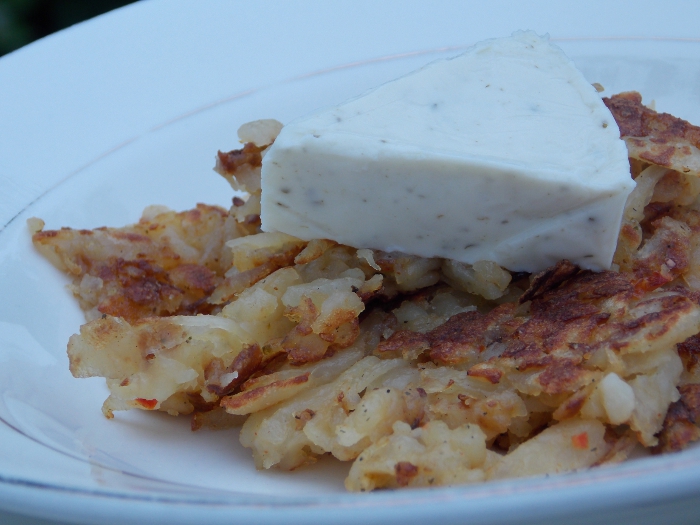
[260,31,634,272]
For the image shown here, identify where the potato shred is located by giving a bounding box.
[31,92,700,491]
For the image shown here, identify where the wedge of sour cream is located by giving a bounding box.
[260,31,634,272]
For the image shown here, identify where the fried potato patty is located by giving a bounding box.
[32,96,700,491]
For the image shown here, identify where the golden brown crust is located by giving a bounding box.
[604,92,700,149]
[629,217,690,293]
[429,304,519,365]
[378,269,662,400]
[445,270,630,380]
[215,142,267,197]
[205,343,264,396]
[376,330,430,359]
[466,366,503,384]
[32,203,235,321]
[604,92,700,174]
[653,384,700,453]
[391,267,699,401]
[95,259,185,321]
[519,259,580,304]
[216,142,264,173]
[220,372,310,412]
[678,334,700,373]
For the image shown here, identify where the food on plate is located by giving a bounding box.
[30,33,700,492]
[261,32,634,272]
[31,204,239,322]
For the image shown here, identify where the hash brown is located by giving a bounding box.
[31,93,700,491]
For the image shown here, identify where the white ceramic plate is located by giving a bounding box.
[2,2,700,524]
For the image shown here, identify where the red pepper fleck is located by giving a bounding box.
[135,398,158,410]
[571,431,589,450]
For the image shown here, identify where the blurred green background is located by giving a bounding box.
[0,0,137,56]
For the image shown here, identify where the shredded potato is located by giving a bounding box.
[30,97,700,491]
